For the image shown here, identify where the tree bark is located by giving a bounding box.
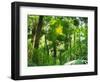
[32,22,36,46]
[53,41,57,64]
[34,16,43,48]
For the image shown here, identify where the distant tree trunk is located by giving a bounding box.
[34,16,43,48]
[69,35,72,60]
[53,41,57,64]
[74,29,76,59]
[45,35,49,55]
[45,35,49,64]
[32,23,37,46]
[79,25,82,56]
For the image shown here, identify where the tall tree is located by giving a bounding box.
[34,16,44,48]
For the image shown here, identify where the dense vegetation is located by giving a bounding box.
[28,15,88,66]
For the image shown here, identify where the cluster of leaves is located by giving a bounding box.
[28,15,88,66]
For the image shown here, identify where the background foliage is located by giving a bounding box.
[28,15,88,66]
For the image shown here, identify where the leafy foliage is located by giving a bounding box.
[28,15,88,66]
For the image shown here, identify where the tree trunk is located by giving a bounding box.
[32,23,36,46]
[74,29,76,59]
[79,25,82,57]
[34,16,43,48]
[45,35,49,55]
[53,41,56,64]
